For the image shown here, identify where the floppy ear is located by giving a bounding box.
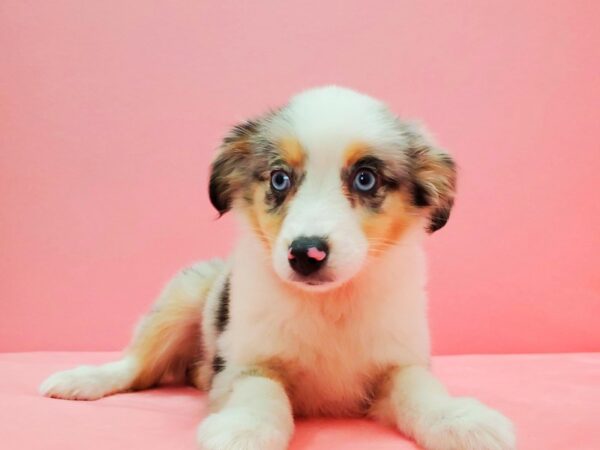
[402,122,457,233]
[208,120,259,215]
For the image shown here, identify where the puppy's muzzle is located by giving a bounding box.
[288,236,329,277]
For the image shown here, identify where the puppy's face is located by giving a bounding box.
[209,87,456,292]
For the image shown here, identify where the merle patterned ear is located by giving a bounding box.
[208,120,259,215]
[402,122,457,233]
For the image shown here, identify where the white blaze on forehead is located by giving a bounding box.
[279,86,406,163]
[281,164,351,240]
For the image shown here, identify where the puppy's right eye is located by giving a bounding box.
[270,170,292,192]
[352,168,379,193]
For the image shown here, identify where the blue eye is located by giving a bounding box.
[270,170,292,192]
[353,169,378,193]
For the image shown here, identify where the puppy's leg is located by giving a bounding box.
[197,368,294,450]
[39,260,223,400]
[371,366,515,450]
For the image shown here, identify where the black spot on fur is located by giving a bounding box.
[209,171,230,215]
[209,120,261,216]
[405,140,456,233]
[212,354,226,373]
[428,205,452,233]
[222,120,259,144]
[209,151,249,216]
[412,182,431,207]
[265,187,288,211]
[215,278,230,333]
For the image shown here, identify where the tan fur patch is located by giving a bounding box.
[244,184,285,250]
[367,365,401,425]
[279,137,306,168]
[128,263,222,390]
[257,356,396,417]
[359,190,419,255]
[343,141,369,167]
[240,364,285,385]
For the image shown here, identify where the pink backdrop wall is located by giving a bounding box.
[1,1,598,354]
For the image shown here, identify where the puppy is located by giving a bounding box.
[40,86,515,450]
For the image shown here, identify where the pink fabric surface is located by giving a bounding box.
[1,352,598,449]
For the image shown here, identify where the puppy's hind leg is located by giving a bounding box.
[39,260,224,400]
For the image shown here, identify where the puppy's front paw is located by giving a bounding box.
[197,409,290,450]
[419,397,515,450]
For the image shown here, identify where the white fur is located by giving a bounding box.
[40,86,515,450]
[272,86,408,154]
[197,376,293,450]
[221,222,430,415]
[372,366,516,450]
[203,87,514,448]
[39,357,137,400]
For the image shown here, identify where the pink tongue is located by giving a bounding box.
[307,247,327,261]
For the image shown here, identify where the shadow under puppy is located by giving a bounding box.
[40,86,515,450]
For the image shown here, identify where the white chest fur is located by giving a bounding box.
[216,233,431,416]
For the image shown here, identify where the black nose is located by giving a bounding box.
[288,236,329,277]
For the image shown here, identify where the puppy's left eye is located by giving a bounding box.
[352,168,378,193]
[271,170,292,192]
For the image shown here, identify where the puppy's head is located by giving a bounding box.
[209,86,456,291]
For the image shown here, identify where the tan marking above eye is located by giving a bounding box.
[343,141,369,168]
[279,137,306,169]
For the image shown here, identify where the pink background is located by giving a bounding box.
[1,1,598,354]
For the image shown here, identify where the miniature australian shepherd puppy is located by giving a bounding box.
[40,86,515,450]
